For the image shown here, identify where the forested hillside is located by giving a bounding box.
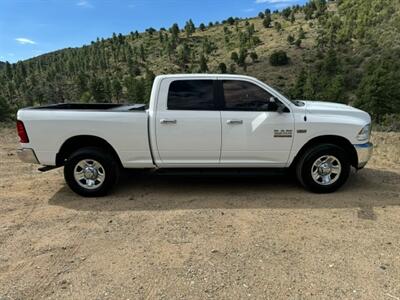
[0,0,399,127]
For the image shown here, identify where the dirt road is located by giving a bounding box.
[1,127,399,299]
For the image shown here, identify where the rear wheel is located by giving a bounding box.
[64,147,119,197]
[296,144,350,193]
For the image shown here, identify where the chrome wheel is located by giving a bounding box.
[73,159,106,190]
[311,155,341,186]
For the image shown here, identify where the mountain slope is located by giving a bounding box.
[0,5,317,110]
[0,0,399,124]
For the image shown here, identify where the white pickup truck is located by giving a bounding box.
[17,74,373,196]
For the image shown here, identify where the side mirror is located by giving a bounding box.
[270,97,286,113]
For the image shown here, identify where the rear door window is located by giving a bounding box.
[167,80,216,110]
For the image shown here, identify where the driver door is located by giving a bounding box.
[219,79,294,167]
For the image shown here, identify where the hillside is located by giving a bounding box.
[0,0,399,125]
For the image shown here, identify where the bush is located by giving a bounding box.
[269,50,289,66]
[0,96,11,122]
[226,17,235,25]
[263,16,271,28]
[230,52,239,63]
[249,52,258,63]
[287,34,295,44]
[374,114,400,132]
[218,63,227,73]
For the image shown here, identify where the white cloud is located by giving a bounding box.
[255,0,296,3]
[15,38,36,45]
[244,8,255,12]
[77,0,93,8]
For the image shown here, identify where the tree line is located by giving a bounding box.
[0,0,399,127]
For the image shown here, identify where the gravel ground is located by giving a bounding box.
[0,127,399,300]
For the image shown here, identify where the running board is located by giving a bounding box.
[38,166,60,172]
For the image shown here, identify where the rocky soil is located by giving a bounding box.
[0,127,399,299]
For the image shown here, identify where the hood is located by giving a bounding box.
[301,100,371,123]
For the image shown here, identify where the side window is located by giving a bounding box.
[167,80,215,110]
[223,80,277,111]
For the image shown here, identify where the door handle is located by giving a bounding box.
[226,119,243,125]
[160,119,177,124]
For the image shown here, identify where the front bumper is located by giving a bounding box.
[354,142,373,169]
[17,148,40,164]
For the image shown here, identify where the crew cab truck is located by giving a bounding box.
[16,74,373,197]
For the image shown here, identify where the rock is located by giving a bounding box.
[60,279,68,288]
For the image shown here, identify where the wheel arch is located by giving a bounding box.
[290,135,358,169]
[56,135,122,167]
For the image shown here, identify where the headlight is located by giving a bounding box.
[357,124,371,141]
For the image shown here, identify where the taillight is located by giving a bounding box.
[17,120,29,143]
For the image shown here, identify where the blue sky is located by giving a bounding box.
[0,0,307,63]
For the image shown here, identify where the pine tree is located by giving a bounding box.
[298,27,306,39]
[281,7,292,20]
[199,54,208,72]
[140,44,146,61]
[218,63,227,73]
[263,15,272,28]
[231,52,239,63]
[274,22,282,32]
[228,64,236,74]
[176,44,191,71]
[89,77,106,102]
[0,96,11,121]
[185,19,196,37]
[291,68,307,99]
[290,12,295,24]
[287,34,295,44]
[226,17,235,25]
[170,23,180,43]
[111,79,122,103]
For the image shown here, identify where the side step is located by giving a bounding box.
[154,168,288,177]
[38,166,60,172]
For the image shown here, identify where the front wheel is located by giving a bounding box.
[64,147,119,197]
[296,144,350,193]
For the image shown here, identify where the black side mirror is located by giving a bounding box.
[269,97,286,113]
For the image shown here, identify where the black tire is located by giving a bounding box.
[64,147,120,197]
[296,144,350,193]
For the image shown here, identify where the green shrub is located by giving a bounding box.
[0,96,11,122]
[269,50,289,66]
[374,114,400,132]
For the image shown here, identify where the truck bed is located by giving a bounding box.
[24,103,147,112]
[17,103,153,168]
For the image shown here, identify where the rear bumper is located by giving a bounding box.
[17,148,40,164]
[354,142,373,169]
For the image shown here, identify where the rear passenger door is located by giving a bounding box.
[219,79,294,166]
[155,78,222,166]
